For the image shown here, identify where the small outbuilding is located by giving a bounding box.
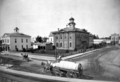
[33,42,53,50]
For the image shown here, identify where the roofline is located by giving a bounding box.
[2,33,31,38]
[52,30,90,34]
[9,36,31,37]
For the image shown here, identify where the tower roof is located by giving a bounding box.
[14,27,19,30]
[69,17,74,21]
[14,27,19,33]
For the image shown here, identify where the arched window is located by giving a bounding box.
[70,42,72,47]
[60,43,62,47]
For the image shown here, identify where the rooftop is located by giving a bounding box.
[49,32,54,37]
[2,33,31,38]
[52,27,90,34]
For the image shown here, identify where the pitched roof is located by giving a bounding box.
[49,32,54,37]
[2,33,31,38]
[52,27,89,34]
[111,33,119,36]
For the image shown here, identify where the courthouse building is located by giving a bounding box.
[52,17,93,50]
[1,27,31,51]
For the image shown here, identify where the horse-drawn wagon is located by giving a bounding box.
[43,60,83,78]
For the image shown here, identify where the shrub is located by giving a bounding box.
[15,47,18,51]
[22,48,26,52]
[66,50,69,53]
[53,46,56,50]
[41,49,45,53]
[74,48,77,51]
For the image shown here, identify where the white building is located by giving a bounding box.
[1,27,31,51]
[105,39,111,44]
[111,33,119,44]
[31,37,36,42]
[93,39,105,44]
[94,39,111,44]
[47,32,54,45]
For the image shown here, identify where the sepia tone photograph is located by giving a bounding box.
[0,0,120,82]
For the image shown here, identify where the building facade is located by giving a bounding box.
[52,17,93,50]
[111,33,119,44]
[2,27,31,51]
[47,32,54,45]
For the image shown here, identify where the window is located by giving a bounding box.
[69,36,72,39]
[21,39,23,43]
[15,39,17,43]
[56,43,58,47]
[15,45,17,49]
[26,39,28,43]
[26,45,28,49]
[60,35,62,39]
[65,35,66,39]
[56,36,58,39]
[60,43,62,47]
[70,42,72,47]
[21,45,23,49]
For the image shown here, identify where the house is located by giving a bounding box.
[42,37,48,42]
[1,27,31,51]
[105,39,111,44]
[31,37,36,42]
[93,39,105,44]
[52,17,93,50]
[47,32,54,45]
[89,34,94,47]
[111,33,119,44]
[33,42,53,50]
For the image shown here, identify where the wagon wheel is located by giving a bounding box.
[54,71,60,76]
[61,71,66,77]
[58,71,62,77]
[66,72,69,77]
[72,72,77,78]
[66,72,72,78]
[59,71,66,77]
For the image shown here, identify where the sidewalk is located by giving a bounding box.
[62,49,100,60]
[1,51,55,61]
[0,66,112,82]
[1,49,101,61]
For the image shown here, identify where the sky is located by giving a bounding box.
[0,0,120,38]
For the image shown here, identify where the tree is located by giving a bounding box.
[100,36,111,39]
[93,35,99,39]
[36,36,43,42]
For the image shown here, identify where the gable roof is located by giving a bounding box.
[49,32,54,37]
[2,33,31,38]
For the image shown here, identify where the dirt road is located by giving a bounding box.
[69,46,120,81]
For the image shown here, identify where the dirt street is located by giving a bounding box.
[99,50,120,80]
[69,46,120,81]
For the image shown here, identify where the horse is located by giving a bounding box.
[21,53,30,61]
